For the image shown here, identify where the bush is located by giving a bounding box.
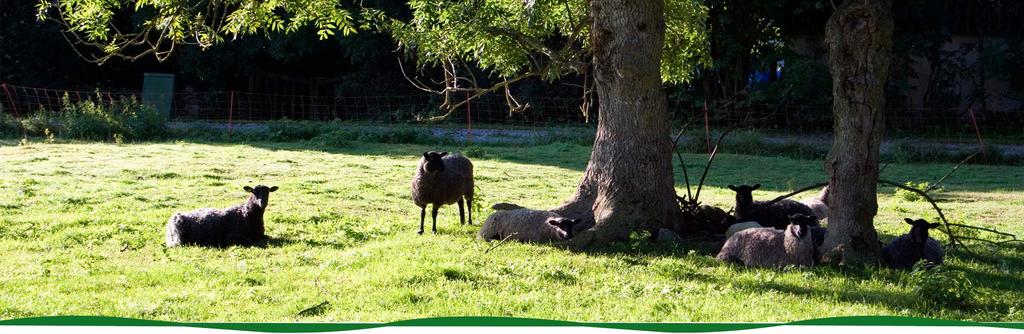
[0,111,21,138]
[266,119,324,141]
[909,263,975,309]
[20,109,55,137]
[895,181,930,202]
[462,146,487,158]
[57,94,168,141]
[310,129,355,148]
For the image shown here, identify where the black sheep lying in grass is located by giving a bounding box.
[882,218,945,270]
[729,184,817,230]
[165,185,277,247]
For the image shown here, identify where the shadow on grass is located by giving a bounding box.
[557,228,1024,317]
[266,236,351,250]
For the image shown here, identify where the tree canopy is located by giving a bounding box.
[37,0,709,86]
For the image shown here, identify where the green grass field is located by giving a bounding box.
[1,138,1022,322]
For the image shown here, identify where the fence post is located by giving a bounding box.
[2,83,26,138]
[967,107,985,156]
[1,83,19,118]
[228,91,235,136]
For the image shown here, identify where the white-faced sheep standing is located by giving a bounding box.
[799,185,829,222]
[716,214,818,268]
[882,218,945,270]
[729,184,817,230]
[478,208,585,243]
[411,151,474,234]
[165,185,278,247]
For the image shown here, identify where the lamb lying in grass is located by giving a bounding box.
[716,214,818,268]
[882,218,945,270]
[478,208,586,243]
[165,185,278,247]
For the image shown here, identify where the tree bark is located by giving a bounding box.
[819,0,893,265]
[552,0,680,248]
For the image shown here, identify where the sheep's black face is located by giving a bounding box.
[905,218,940,243]
[727,184,761,206]
[422,151,449,174]
[244,185,278,209]
[787,214,815,239]
[789,213,817,225]
[547,218,583,239]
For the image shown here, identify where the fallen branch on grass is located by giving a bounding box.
[877,179,1017,257]
[297,301,330,317]
[484,232,518,253]
[924,152,978,193]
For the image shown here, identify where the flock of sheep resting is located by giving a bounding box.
[163,150,944,271]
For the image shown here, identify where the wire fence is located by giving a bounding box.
[2,83,1022,138]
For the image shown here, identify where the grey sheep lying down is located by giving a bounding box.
[478,208,588,243]
[716,214,818,268]
[166,185,278,247]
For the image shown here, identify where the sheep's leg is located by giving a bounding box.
[431,204,439,233]
[418,206,426,235]
[466,195,473,225]
[458,199,466,225]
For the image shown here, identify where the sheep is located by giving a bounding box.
[411,151,474,234]
[882,218,945,270]
[165,185,278,247]
[491,202,525,211]
[698,204,736,234]
[725,221,763,239]
[799,185,829,221]
[716,214,818,268]
[477,208,586,243]
[728,184,817,230]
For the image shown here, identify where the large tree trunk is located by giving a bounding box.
[819,0,893,265]
[552,0,680,248]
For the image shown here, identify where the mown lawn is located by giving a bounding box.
[0,138,1022,322]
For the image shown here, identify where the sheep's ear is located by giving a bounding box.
[727,185,737,191]
[268,186,278,192]
[243,186,253,193]
[752,183,761,190]
[904,218,915,225]
[423,152,430,158]
[440,152,449,157]
[546,219,560,226]
[928,223,940,229]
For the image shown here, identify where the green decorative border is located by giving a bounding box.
[0,316,1022,332]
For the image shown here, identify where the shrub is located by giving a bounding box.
[266,119,324,141]
[462,146,486,158]
[909,263,975,309]
[20,109,55,136]
[895,181,929,202]
[0,111,21,138]
[58,94,167,141]
[310,129,355,148]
